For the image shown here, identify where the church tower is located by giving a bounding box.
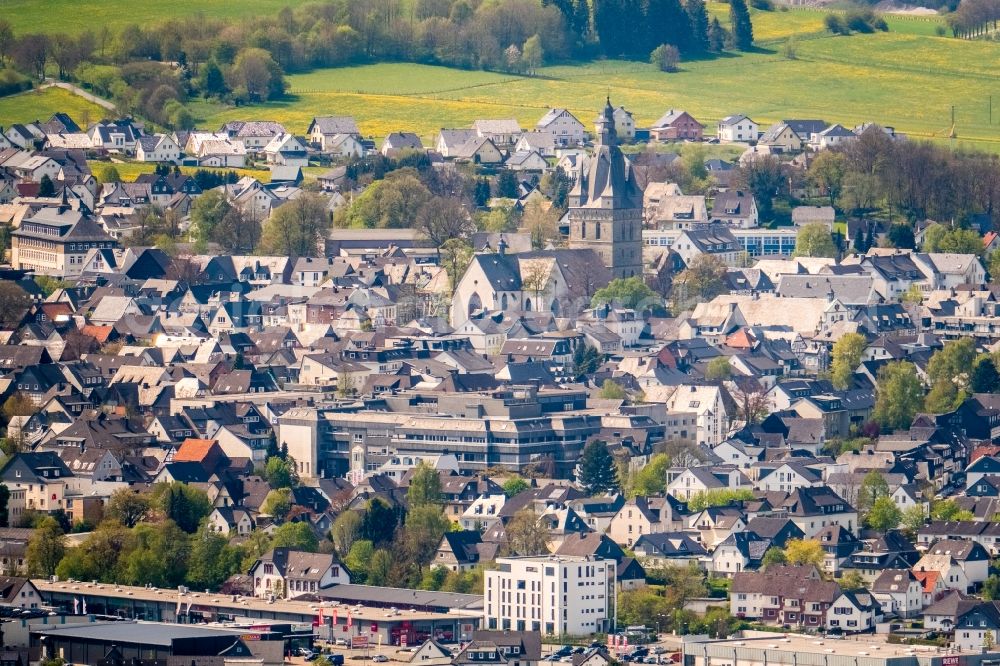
[567,97,643,280]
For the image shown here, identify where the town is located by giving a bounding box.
[0,94,999,666]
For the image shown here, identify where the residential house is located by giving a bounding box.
[536,109,585,147]
[717,115,759,143]
[473,119,522,147]
[632,532,706,567]
[711,191,759,228]
[827,590,881,633]
[249,547,350,599]
[381,132,424,156]
[757,123,804,153]
[811,124,857,150]
[308,117,361,152]
[730,565,839,629]
[263,133,309,167]
[607,496,688,547]
[613,106,635,142]
[870,569,923,618]
[650,110,703,142]
[671,225,744,267]
[662,384,735,447]
[135,134,181,163]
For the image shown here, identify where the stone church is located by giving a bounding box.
[567,98,644,280]
[450,99,641,326]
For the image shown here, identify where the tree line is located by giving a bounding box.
[0,0,756,131]
[801,127,1000,225]
[948,0,1000,37]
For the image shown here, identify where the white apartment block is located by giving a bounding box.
[485,556,614,636]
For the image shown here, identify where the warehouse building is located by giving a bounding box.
[683,633,1000,666]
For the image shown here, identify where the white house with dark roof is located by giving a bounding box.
[673,226,743,267]
[711,190,758,228]
[249,547,350,599]
[505,150,547,172]
[536,108,585,146]
[307,116,361,152]
[515,131,557,157]
[381,132,424,156]
[811,124,857,150]
[262,133,309,167]
[717,115,759,143]
[871,568,923,617]
[755,461,823,493]
[135,134,180,163]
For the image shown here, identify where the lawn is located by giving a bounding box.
[87,161,273,184]
[0,87,108,126]
[4,1,992,155]
[194,22,1000,153]
[0,0,314,35]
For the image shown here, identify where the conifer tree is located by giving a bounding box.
[730,0,754,50]
[685,0,711,51]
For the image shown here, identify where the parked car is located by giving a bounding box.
[373,656,389,663]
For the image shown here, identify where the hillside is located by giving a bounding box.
[1,3,994,152]
[184,6,998,152]
[0,0,314,34]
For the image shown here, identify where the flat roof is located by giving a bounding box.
[34,580,480,624]
[32,621,244,647]
[688,634,987,659]
[316,584,483,611]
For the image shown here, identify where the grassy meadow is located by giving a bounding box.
[1,1,995,154]
[86,161,274,184]
[0,87,109,126]
[187,2,1000,153]
[0,0,314,35]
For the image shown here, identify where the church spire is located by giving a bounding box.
[595,96,617,146]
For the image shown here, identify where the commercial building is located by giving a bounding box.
[682,633,1000,666]
[484,556,614,636]
[36,580,481,648]
[644,228,798,258]
[31,621,283,666]
[279,386,601,479]
[11,204,118,278]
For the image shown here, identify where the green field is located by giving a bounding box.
[87,161,274,184]
[0,87,109,126]
[0,0,313,35]
[1,2,994,154]
[188,4,1000,153]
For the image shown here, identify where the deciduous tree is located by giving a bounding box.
[105,488,151,528]
[808,148,846,207]
[783,538,824,567]
[873,361,923,431]
[26,516,64,576]
[866,495,903,531]
[794,223,837,258]
[259,192,331,257]
[830,332,865,390]
[502,508,549,556]
[671,254,728,311]
[592,276,659,310]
